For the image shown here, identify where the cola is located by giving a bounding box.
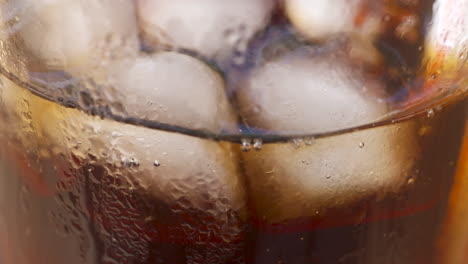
[0,0,467,263]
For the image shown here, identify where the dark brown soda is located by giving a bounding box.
[0,77,465,264]
[245,96,467,264]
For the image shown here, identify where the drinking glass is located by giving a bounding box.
[0,0,466,263]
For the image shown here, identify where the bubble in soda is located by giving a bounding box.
[253,138,263,151]
[241,138,252,152]
[153,160,161,167]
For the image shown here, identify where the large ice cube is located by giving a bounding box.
[1,0,138,74]
[238,48,386,133]
[137,0,274,62]
[237,48,419,224]
[105,51,237,132]
[1,71,247,263]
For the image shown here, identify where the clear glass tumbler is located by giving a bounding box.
[0,0,466,263]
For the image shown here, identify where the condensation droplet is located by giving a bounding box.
[153,160,161,167]
[291,138,304,148]
[300,237,304,241]
[359,142,365,148]
[112,131,123,138]
[326,175,331,179]
[253,138,263,151]
[241,138,252,152]
[304,136,315,146]
[407,178,415,184]
[121,157,140,168]
[426,109,435,118]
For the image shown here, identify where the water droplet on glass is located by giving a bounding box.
[253,138,263,151]
[326,175,331,179]
[121,157,140,168]
[153,160,161,167]
[359,142,365,148]
[426,109,435,118]
[304,136,315,146]
[407,178,415,184]
[112,131,123,138]
[291,138,304,148]
[241,138,252,152]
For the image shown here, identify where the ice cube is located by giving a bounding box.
[285,0,382,41]
[105,51,237,132]
[237,48,419,223]
[136,0,274,62]
[2,72,247,262]
[285,0,383,65]
[237,48,386,133]
[1,0,138,74]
